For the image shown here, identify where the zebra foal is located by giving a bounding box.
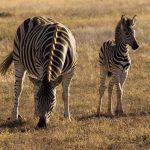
[97,15,139,117]
[0,16,77,128]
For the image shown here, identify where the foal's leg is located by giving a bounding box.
[120,70,128,88]
[117,70,128,115]
[113,70,124,116]
[97,67,107,116]
[107,78,114,117]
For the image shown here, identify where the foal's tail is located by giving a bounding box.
[0,51,13,75]
[107,71,112,77]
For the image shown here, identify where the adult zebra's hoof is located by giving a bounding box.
[105,112,114,118]
[115,110,126,117]
[96,112,104,117]
[37,117,47,128]
[64,114,71,121]
[18,115,24,121]
[96,109,104,117]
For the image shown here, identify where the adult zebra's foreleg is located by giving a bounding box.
[11,64,26,120]
[97,67,107,116]
[62,69,74,120]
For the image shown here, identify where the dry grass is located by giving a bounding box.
[0,0,150,149]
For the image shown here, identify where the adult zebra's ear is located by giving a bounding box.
[50,76,63,88]
[28,76,42,87]
[131,15,137,26]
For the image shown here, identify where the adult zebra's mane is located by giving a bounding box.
[43,23,58,83]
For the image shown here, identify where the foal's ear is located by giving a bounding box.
[121,15,127,25]
[120,15,127,30]
[28,76,42,86]
[131,15,137,26]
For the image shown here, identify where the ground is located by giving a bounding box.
[0,0,150,149]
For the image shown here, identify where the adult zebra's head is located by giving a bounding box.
[120,15,139,50]
[29,76,56,128]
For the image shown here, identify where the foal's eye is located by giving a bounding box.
[125,32,129,36]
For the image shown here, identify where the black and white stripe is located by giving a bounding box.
[0,16,77,128]
[97,15,139,117]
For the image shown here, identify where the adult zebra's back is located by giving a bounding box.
[0,16,77,128]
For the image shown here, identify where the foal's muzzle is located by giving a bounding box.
[131,41,139,50]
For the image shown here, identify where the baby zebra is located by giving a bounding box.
[97,15,139,117]
[0,16,77,128]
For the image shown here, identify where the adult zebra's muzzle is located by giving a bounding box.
[37,117,47,128]
[131,41,139,50]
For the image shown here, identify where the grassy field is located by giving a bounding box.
[0,0,150,149]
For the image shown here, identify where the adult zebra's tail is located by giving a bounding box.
[0,51,13,75]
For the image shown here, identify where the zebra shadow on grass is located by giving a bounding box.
[0,118,33,133]
[78,111,150,121]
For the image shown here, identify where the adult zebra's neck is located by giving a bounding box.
[115,22,128,54]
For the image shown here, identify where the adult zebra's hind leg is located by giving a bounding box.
[11,63,26,120]
[97,66,107,116]
[62,69,74,120]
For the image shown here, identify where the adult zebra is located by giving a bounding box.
[97,15,139,117]
[0,16,77,128]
